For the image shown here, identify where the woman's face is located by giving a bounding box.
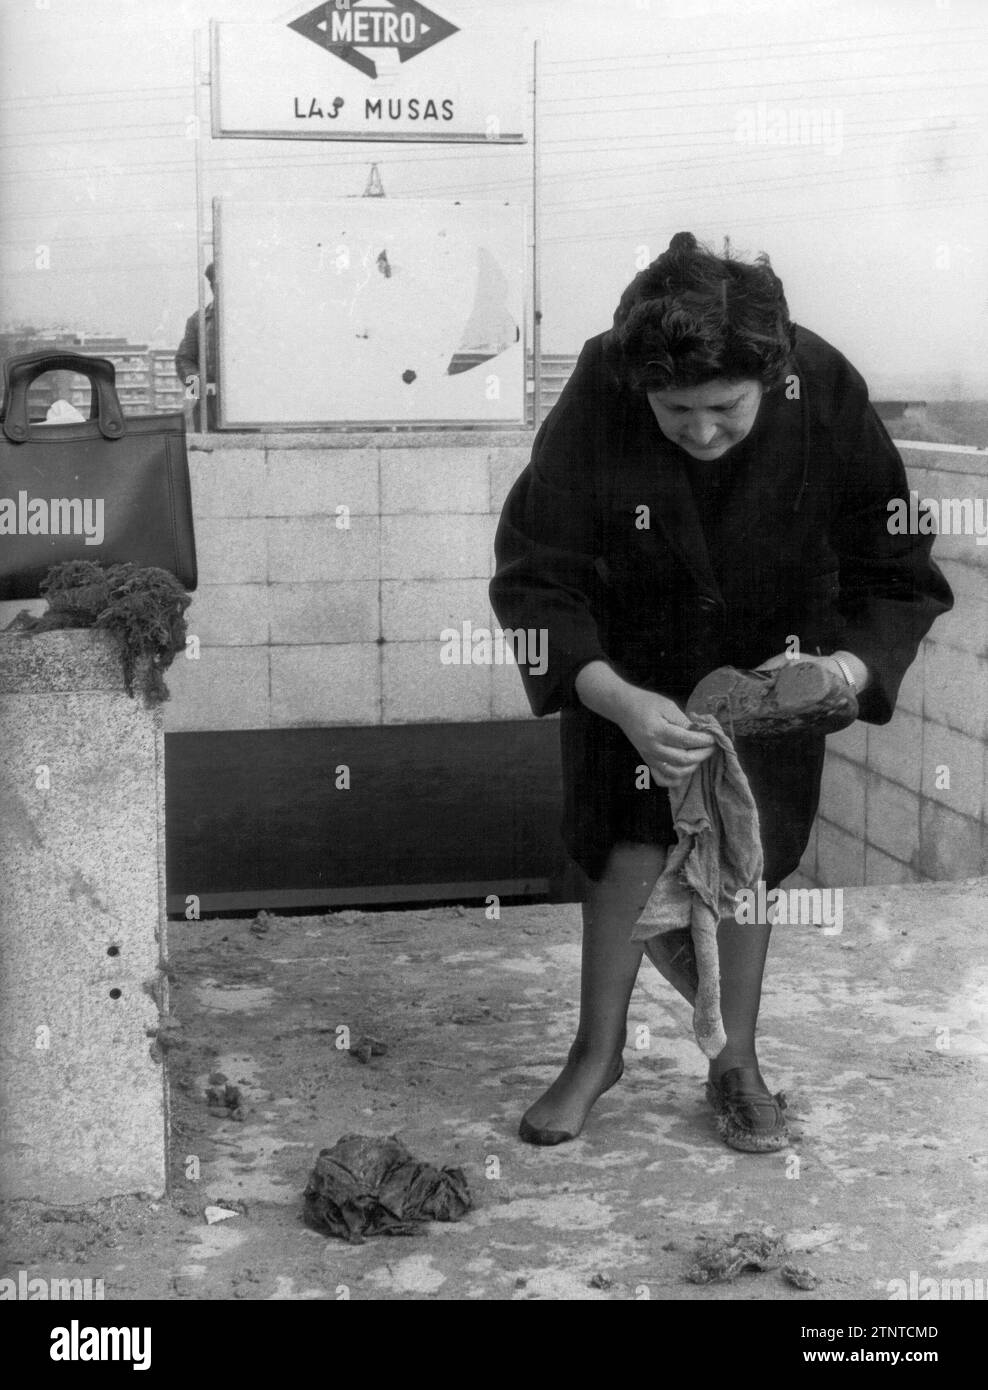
[646,378,764,460]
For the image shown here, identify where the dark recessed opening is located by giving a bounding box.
[107,946,120,957]
[109,988,122,1000]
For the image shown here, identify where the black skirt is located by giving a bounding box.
[559,701,826,889]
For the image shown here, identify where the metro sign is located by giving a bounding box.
[212,14,525,143]
[288,1,459,79]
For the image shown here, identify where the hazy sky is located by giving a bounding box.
[1,0,986,395]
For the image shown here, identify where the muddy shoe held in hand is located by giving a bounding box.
[686,661,858,740]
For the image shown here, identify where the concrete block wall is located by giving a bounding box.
[162,433,535,732]
[797,444,988,888]
[1,431,981,889]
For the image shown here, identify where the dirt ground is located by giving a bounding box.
[2,879,986,1301]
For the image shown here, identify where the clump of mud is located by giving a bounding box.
[303,1134,472,1243]
[686,1229,821,1291]
[686,1229,784,1284]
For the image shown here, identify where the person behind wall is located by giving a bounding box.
[175,261,217,429]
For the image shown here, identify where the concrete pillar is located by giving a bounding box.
[0,629,169,1202]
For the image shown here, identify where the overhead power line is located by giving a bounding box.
[3,140,978,222]
[543,191,988,245]
[540,24,987,69]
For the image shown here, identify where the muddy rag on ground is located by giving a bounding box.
[630,713,763,1058]
[303,1134,473,1242]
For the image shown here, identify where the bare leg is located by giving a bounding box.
[708,917,773,1088]
[520,842,665,1140]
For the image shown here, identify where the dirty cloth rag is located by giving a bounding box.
[631,713,764,1058]
[303,1133,472,1242]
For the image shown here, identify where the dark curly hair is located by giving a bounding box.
[605,232,796,393]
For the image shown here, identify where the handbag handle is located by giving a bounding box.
[1,351,126,443]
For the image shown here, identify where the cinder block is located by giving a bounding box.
[798,818,819,882]
[381,448,489,514]
[866,710,923,792]
[826,718,867,762]
[930,529,988,569]
[382,640,492,723]
[269,582,379,645]
[817,752,866,833]
[267,515,380,583]
[778,869,819,892]
[920,723,986,821]
[381,579,493,642]
[265,449,378,517]
[864,844,921,886]
[916,473,988,566]
[189,449,267,518]
[865,772,920,865]
[380,514,495,580]
[894,648,925,716]
[934,560,988,658]
[901,446,987,477]
[162,646,270,732]
[270,644,380,726]
[917,800,986,881]
[923,603,988,660]
[185,584,269,647]
[901,463,935,492]
[923,641,988,740]
[491,660,538,719]
[194,518,267,585]
[488,447,530,512]
[816,818,865,888]
[903,465,988,495]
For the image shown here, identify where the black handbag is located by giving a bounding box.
[0,350,197,600]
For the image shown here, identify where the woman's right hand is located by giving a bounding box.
[616,688,717,788]
[574,661,717,787]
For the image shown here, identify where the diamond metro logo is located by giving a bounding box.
[288,2,460,79]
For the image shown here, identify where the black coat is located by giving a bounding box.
[490,326,953,883]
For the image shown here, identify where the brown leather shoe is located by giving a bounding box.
[705,1066,790,1153]
[687,661,857,740]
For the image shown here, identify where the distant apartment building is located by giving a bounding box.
[525,354,928,430]
[150,349,187,413]
[18,332,186,420]
[24,334,150,417]
[8,336,932,432]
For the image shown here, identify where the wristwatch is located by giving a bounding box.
[831,655,856,693]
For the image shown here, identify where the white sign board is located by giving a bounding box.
[215,198,526,426]
[211,8,526,142]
